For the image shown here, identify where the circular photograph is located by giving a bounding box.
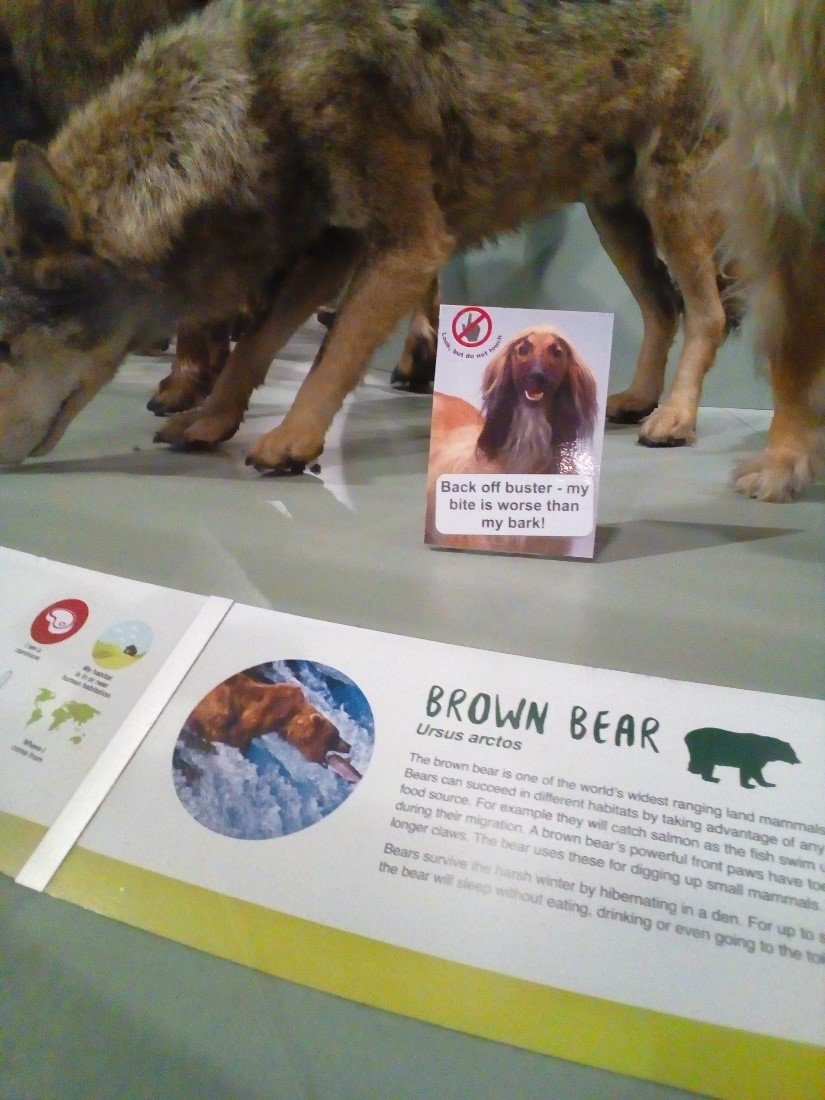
[172,660,374,839]
[92,621,153,670]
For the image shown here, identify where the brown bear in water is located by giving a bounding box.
[685,727,800,789]
[184,673,361,782]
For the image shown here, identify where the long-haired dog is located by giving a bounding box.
[0,1,729,470]
[426,328,598,554]
[690,0,824,500]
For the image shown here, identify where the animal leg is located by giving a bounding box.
[147,319,232,416]
[154,234,359,451]
[741,767,773,789]
[246,224,454,473]
[639,190,727,445]
[391,275,441,392]
[733,240,825,501]
[588,201,681,425]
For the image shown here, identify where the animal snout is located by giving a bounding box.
[331,733,351,756]
[523,367,551,402]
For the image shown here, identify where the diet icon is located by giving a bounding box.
[30,599,90,645]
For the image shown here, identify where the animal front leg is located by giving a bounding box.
[246,233,453,473]
[739,766,774,789]
[154,233,359,451]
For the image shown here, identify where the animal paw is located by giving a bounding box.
[154,407,242,449]
[244,422,325,474]
[637,403,696,447]
[605,390,657,424]
[732,448,819,502]
[391,333,436,393]
[147,375,211,416]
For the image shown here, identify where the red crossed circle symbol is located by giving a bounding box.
[452,306,493,348]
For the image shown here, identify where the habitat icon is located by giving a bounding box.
[92,621,153,670]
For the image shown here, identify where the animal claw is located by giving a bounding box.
[637,435,688,448]
[245,455,307,475]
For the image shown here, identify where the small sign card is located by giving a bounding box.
[425,305,613,558]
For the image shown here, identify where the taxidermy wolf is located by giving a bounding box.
[0,0,730,470]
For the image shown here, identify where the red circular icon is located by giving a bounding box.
[30,599,90,644]
[452,306,493,348]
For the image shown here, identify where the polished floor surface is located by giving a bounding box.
[0,316,822,1099]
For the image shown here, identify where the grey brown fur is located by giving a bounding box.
[690,0,824,500]
[0,0,233,415]
[0,1,209,154]
[0,0,729,469]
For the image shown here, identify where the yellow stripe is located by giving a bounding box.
[0,810,46,877]
[48,847,823,1100]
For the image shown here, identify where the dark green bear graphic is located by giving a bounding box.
[685,727,800,789]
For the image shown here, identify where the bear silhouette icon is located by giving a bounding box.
[684,727,800,789]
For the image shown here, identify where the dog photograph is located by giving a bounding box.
[425,308,610,558]
[172,659,373,840]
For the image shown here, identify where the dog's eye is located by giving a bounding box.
[0,341,11,364]
[547,342,564,361]
[516,340,532,357]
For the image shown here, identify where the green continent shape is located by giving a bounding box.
[49,706,72,731]
[64,701,100,727]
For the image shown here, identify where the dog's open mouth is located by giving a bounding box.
[31,387,83,457]
[524,375,548,403]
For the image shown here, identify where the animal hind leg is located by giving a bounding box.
[391,275,441,393]
[147,319,232,416]
[154,232,360,451]
[687,758,718,782]
[588,200,682,425]
[639,185,727,446]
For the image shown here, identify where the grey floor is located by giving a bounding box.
[1,213,822,1100]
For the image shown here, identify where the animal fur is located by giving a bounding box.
[426,327,598,555]
[690,0,825,500]
[185,671,361,781]
[0,1,209,149]
[0,0,729,469]
[0,0,238,415]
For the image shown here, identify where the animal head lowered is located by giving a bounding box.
[185,674,363,783]
[476,327,599,473]
[0,142,146,465]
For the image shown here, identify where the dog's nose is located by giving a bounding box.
[524,370,548,402]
